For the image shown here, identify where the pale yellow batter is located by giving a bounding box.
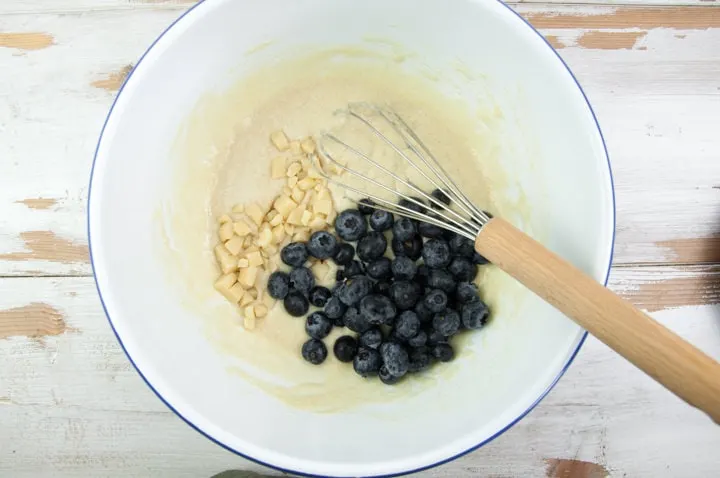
[160,49,527,413]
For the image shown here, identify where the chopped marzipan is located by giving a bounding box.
[272,224,285,243]
[297,177,315,191]
[238,258,249,268]
[287,162,302,178]
[214,272,237,290]
[246,202,265,226]
[215,244,238,274]
[248,287,259,299]
[254,304,268,318]
[308,216,326,230]
[293,229,310,242]
[269,214,283,227]
[289,140,302,154]
[227,283,245,303]
[232,204,245,213]
[238,266,258,288]
[271,156,286,179]
[287,207,306,226]
[312,262,330,281]
[301,137,316,154]
[218,214,232,224]
[225,236,244,256]
[284,224,294,235]
[246,250,263,267]
[244,305,256,320]
[291,187,304,203]
[300,210,312,226]
[274,195,297,218]
[256,226,273,248]
[270,130,290,151]
[313,198,333,216]
[233,221,252,237]
[287,176,298,188]
[244,315,256,330]
[219,222,234,242]
[239,292,254,306]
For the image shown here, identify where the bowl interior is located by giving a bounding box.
[89,0,613,475]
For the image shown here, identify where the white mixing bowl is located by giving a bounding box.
[88,0,615,475]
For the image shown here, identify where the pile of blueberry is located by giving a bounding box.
[266,191,490,385]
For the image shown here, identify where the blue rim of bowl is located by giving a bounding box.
[87,0,615,476]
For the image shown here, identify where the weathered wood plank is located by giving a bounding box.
[1,268,718,477]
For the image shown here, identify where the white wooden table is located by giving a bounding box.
[1,1,719,477]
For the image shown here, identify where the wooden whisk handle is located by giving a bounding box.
[475,218,720,423]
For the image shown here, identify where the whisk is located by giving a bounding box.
[315,103,720,423]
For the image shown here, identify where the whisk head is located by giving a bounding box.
[314,103,490,241]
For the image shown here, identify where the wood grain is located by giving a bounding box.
[0,231,89,264]
[0,32,54,51]
[0,302,67,339]
[90,64,133,91]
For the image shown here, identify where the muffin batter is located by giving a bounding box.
[161,49,528,412]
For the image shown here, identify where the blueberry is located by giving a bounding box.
[369,210,394,232]
[462,300,490,329]
[456,282,480,304]
[353,347,382,376]
[344,306,371,333]
[374,280,391,296]
[414,301,434,324]
[335,209,367,241]
[449,256,478,282]
[358,198,376,215]
[432,343,455,362]
[473,251,490,265]
[324,295,347,320]
[309,286,331,307]
[337,276,373,306]
[302,339,327,365]
[359,294,397,325]
[424,289,448,313]
[306,231,337,260]
[430,189,451,207]
[433,309,461,336]
[305,311,333,339]
[366,257,392,280]
[357,232,387,262]
[336,270,345,282]
[390,281,422,310]
[392,217,417,242]
[418,221,445,239]
[449,234,474,259]
[394,310,421,340]
[359,327,383,349]
[267,271,290,299]
[422,239,451,269]
[391,236,423,261]
[398,197,425,214]
[333,335,358,362]
[281,242,309,267]
[333,243,355,266]
[289,267,315,296]
[284,292,309,317]
[427,269,457,293]
[380,342,410,377]
[343,260,365,278]
[391,256,417,281]
[415,264,430,286]
[407,330,428,348]
[379,365,402,385]
[427,328,447,346]
[408,348,432,372]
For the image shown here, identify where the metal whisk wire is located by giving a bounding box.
[313,103,490,240]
